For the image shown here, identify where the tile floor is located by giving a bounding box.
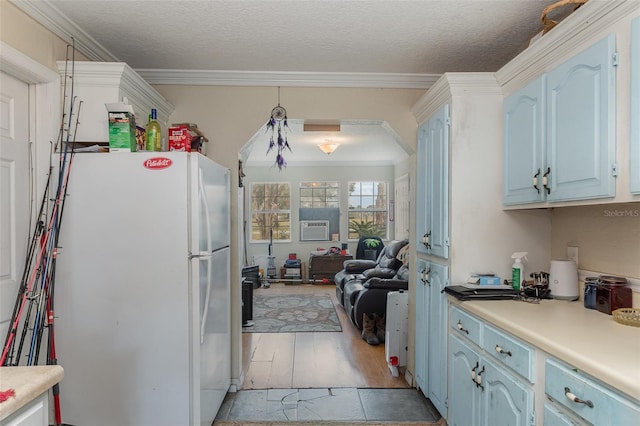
[215,388,441,423]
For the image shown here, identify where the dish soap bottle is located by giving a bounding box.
[145,108,161,151]
[511,252,528,291]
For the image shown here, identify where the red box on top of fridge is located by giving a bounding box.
[168,123,207,153]
[168,125,192,152]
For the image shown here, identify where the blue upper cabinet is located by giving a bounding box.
[416,104,450,259]
[631,17,640,194]
[546,34,617,201]
[503,76,545,205]
[416,122,429,255]
[426,105,450,259]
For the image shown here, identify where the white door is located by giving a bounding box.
[0,72,30,347]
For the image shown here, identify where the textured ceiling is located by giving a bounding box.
[18,0,574,166]
[45,0,561,74]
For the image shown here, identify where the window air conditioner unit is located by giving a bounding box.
[300,220,330,241]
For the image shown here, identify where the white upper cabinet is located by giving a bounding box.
[631,16,640,195]
[57,61,174,144]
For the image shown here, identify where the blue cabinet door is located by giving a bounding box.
[503,76,546,204]
[426,105,450,259]
[481,359,535,426]
[427,261,449,417]
[449,334,481,426]
[631,17,640,194]
[414,258,429,392]
[416,123,430,254]
[546,34,617,201]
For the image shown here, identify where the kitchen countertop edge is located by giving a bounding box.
[449,297,640,402]
[0,365,64,421]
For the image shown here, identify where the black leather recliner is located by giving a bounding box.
[334,239,409,328]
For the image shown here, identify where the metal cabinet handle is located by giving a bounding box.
[422,231,431,249]
[421,267,431,284]
[533,169,541,194]
[471,361,478,383]
[495,345,512,357]
[542,167,551,195]
[457,320,469,334]
[564,387,594,408]
[476,366,485,390]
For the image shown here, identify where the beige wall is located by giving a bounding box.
[551,202,640,279]
[0,1,89,70]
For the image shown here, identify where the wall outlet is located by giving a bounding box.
[567,246,579,266]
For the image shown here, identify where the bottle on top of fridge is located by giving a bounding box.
[145,108,161,151]
[511,252,528,291]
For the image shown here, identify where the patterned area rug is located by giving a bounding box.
[243,293,342,333]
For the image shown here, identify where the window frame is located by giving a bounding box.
[250,182,292,243]
[347,180,389,241]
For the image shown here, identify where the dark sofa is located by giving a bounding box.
[334,239,409,329]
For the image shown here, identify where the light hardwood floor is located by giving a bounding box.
[241,283,410,389]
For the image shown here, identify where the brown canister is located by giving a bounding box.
[595,275,632,315]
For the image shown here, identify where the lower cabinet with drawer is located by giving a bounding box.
[544,358,640,425]
[448,305,535,426]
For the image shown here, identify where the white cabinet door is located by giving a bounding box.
[546,34,617,201]
[503,76,546,204]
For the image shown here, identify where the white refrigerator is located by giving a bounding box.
[55,152,231,426]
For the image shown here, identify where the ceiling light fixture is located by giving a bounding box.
[318,141,340,155]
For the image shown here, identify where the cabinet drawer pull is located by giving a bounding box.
[421,267,431,284]
[422,232,431,249]
[476,366,485,390]
[533,169,541,194]
[495,345,512,357]
[542,167,551,195]
[457,320,469,334]
[564,387,594,408]
[470,361,478,383]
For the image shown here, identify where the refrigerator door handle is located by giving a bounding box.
[200,255,213,344]
[189,251,212,259]
[198,168,216,344]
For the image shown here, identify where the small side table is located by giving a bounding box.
[308,254,353,284]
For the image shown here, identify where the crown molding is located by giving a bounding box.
[496,0,640,94]
[135,69,441,89]
[411,73,500,124]
[12,0,439,88]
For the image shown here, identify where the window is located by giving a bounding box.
[299,181,339,208]
[299,182,340,240]
[348,181,388,240]
[251,182,291,241]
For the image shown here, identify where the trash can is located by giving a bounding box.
[242,265,260,327]
[241,278,254,327]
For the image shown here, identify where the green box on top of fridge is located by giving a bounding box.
[106,102,136,152]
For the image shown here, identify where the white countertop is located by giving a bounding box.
[0,365,64,421]
[450,298,640,402]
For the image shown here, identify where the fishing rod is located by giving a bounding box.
[31,98,82,365]
[0,43,77,367]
